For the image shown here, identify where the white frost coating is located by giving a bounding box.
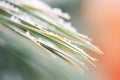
[34,11,59,27]
[7,0,70,19]
[18,15,35,25]
[0,1,19,13]
[53,8,70,19]
[6,0,78,34]
[56,18,77,33]
[7,0,52,12]
[57,19,64,24]
[6,0,73,32]
[34,10,76,33]
[17,15,46,30]
[64,22,77,33]
[10,16,21,23]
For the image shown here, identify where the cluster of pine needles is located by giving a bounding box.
[0,0,102,80]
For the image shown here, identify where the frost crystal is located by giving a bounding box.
[18,15,35,25]
[10,16,20,23]
[0,1,19,13]
[7,0,70,19]
[53,8,70,19]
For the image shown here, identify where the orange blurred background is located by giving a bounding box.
[83,0,120,80]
